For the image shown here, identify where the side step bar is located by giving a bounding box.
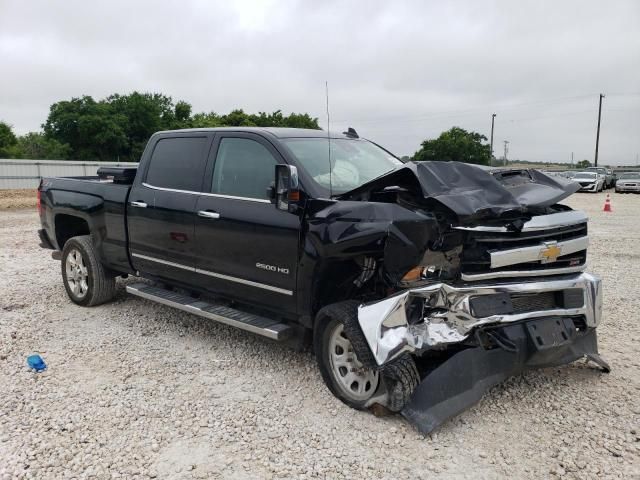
[126,283,292,341]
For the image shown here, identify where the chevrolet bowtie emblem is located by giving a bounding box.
[539,241,562,263]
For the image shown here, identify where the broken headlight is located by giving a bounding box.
[399,246,462,286]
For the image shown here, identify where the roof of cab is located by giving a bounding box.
[155,127,356,139]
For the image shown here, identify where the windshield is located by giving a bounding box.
[587,168,606,174]
[574,172,596,179]
[620,173,640,179]
[282,138,403,195]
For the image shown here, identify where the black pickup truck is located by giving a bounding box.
[37,127,609,433]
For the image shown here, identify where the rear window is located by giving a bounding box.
[145,137,208,191]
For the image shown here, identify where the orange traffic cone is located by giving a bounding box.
[603,194,612,212]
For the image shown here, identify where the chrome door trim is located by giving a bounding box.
[195,268,293,296]
[130,252,293,296]
[131,253,193,271]
[142,182,271,203]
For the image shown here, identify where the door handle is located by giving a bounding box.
[130,201,148,208]
[198,210,221,219]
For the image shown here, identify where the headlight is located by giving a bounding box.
[401,265,440,283]
[399,247,462,285]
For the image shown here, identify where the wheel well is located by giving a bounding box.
[311,256,383,323]
[55,214,90,249]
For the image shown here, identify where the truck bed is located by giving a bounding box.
[38,175,133,273]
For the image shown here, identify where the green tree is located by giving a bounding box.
[174,101,192,126]
[15,132,71,159]
[191,112,222,128]
[191,109,320,130]
[0,121,18,157]
[44,96,129,161]
[575,159,592,169]
[42,92,320,161]
[412,127,491,165]
[107,92,188,159]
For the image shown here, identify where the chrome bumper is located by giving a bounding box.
[358,272,602,365]
[616,185,640,192]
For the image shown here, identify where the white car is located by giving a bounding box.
[573,171,604,192]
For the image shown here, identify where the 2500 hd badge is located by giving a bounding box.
[256,262,290,275]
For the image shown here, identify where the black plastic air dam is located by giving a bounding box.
[401,323,610,435]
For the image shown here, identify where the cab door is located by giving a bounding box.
[193,133,301,315]
[127,133,212,285]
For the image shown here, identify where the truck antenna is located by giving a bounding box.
[325,81,333,198]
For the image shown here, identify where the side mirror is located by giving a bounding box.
[274,164,300,213]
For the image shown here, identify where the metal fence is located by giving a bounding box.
[0,159,139,189]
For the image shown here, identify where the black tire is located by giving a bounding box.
[314,301,418,412]
[381,354,420,412]
[61,235,116,307]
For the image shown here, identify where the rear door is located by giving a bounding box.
[127,133,213,284]
[193,133,300,315]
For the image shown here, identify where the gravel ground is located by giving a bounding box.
[1,191,639,479]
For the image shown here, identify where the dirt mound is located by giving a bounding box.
[0,189,37,209]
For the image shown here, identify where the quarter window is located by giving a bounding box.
[146,137,208,191]
[211,138,278,200]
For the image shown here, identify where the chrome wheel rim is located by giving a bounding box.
[328,323,379,402]
[65,248,89,299]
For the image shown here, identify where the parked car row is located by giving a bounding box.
[554,167,630,193]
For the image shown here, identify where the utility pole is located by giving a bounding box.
[594,93,605,167]
[490,113,496,162]
[571,151,574,168]
[503,140,509,166]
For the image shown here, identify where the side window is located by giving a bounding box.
[145,137,208,191]
[211,138,278,200]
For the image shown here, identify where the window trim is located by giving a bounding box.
[141,182,272,203]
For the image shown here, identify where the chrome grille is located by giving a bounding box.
[460,220,588,279]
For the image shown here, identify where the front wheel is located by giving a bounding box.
[61,235,116,306]
[314,301,419,411]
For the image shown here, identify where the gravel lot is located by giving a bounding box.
[1,191,639,479]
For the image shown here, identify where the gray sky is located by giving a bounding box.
[1,0,639,164]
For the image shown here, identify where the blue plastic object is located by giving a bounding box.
[27,354,47,372]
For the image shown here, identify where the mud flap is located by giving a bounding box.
[401,322,608,435]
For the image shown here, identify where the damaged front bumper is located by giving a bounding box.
[358,272,602,365]
[357,272,608,433]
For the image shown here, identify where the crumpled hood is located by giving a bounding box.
[339,161,579,224]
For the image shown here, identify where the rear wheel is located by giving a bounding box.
[61,235,116,306]
[314,301,418,411]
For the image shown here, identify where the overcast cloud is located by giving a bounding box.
[1,0,639,164]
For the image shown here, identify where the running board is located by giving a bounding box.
[126,283,292,341]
